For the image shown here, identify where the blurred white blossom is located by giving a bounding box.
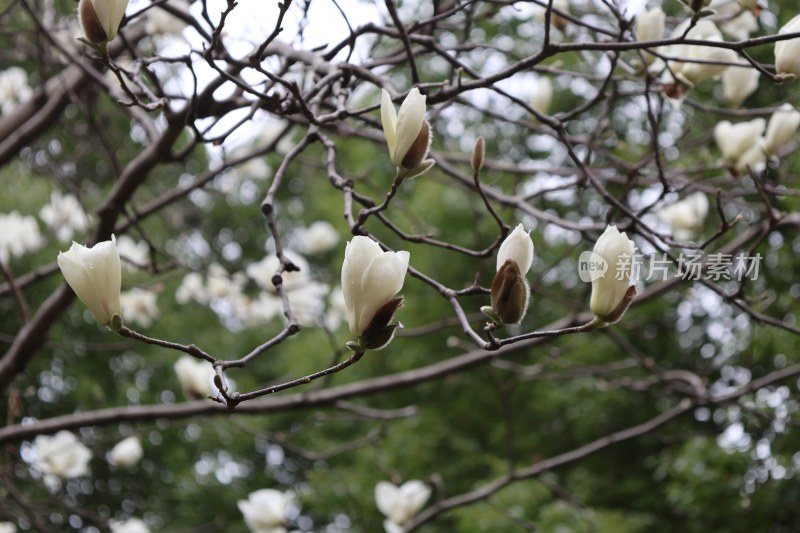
[109,518,150,533]
[238,489,295,533]
[714,118,766,171]
[763,103,800,156]
[297,221,340,255]
[721,62,759,107]
[375,480,431,533]
[145,1,188,36]
[775,14,800,79]
[39,190,91,243]
[666,20,736,87]
[108,436,143,469]
[31,431,92,483]
[0,523,16,533]
[175,272,209,305]
[529,76,553,116]
[657,192,709,240]
[0,67,32,115]
[0,211,44,264]
[116,235,149,271]
[120,288,159,328]
[174,355,214,400]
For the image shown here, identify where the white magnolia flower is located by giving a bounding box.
[32,431,92,479]
[589,225,636,324]
[737,0,758,8]
[763,103,800,156]
[487,224,535,325]
[174,355,214,399]
[341,237,409,348]
[78,0,129,43]
[120,288,159,328]
[375,480,431,532]
[175,272,208,305]
[0,211,44,264]
[108,436,143,469]
[57,237,122,328]
[775,14,800,79]
[115,235,149,271]
[667,20,737,86]
[238,489,294,533]
[713,119,766,170]
[145,1,188,36]
[0,67,33,115]
[529,76,553,116]
[206,263,247,299]
[39,190,91,243]
[381,88,434,177]
[636,7,664,64]
[109,518,150,533]
[657,192,709,240]
[0,522,16,533]
[721,61,759,107]
[719,11,758,41]
[297,221,340,255]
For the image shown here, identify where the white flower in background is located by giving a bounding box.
[589,225,636,325]
[719,11,758,41]
[39,190,91,243]
[32,431,92,480]
[721,61,759,107]
[636,7,664,65]
[247,252,310,293]
[529,76,553,116]
[0,522,16,533]
[286,282,329,327]
[667,20,737,86]
[763,103,800,156]
[341,236,409,349]
[57,237,122,328]
[238,489,295,533]
[775,14,800,79]
[0,67,33,115]
[297,221,340,255]
[78,0,129,43]
[242,292,283,325]
[375,480,431,532]
[324,286,348,330]
[713,119,766,170]
[145,0,188,36]
[206,263,247,300]
[657,192,709,240]
[175,272,209,305]
[535,0,569,31]
[108,436,143,469]
[120,288,159,328]
[109,518,150,533]
[381,88,434,177]
[0,211,44,264]
[484,224,534,325]
[115,235,149,271]
[174,355,214,400]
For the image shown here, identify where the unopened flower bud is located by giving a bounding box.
[78,0,129,43]
[471,137,485,172]
[381,88,435,178]
[775,14,800,79]
[589,225,636,325]
[484,224,534,325]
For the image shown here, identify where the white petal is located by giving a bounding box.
[381,89,398,162]
[393,88,426,166]
[356,250,409,335]
[496,224,534,273]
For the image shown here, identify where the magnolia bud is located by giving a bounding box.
[57,236,122,329]
[722,62,760,107]
[667,21,737,87]
[657,192,709,240]
[78,0,129,43]
[471,137,485,172]
[775,14,800,79]
[484,224,534,325]
[381,88,434,178]
[589,225,636,325]
[763,103,800,156]
[713,119,765,169]
[108,436,143,469]
[529,77,553,117]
